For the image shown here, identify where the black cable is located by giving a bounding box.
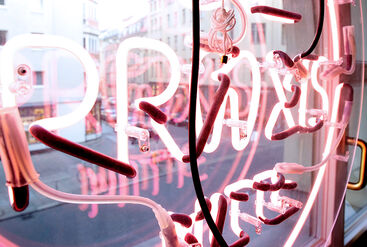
[188,0,229,246]
[300,0,325,58]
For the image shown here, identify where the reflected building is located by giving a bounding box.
[0,0,101,148]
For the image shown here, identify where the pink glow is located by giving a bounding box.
[77,164,89,211]
[0,235,19,247]
[147,160,160,196]
[86,168,99,218]
[253,170,277,219]
[131,161,140,196]
[107,170,117,196]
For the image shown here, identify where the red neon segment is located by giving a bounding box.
[170,213,193,228]
[268,173,285,191]
[195,197,212,221]
[271,119,324,141]
[29,125,136,178]
[294,54,319,62]
[229,231,250,247]
[252,182,270,191]
[251,6,302,23]
[117,174,127,208]
[259,206,300,225]
[231,46,240,58]
[184,233,199,245]
[183,73,230,163]
[139,101,167,124]
[229,192,249,202]
[273,50,294,68]
[211,195,228,247]
[282,181,298,190]
[284,85,301,108]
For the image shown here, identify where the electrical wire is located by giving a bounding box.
[189,0,228,246]
[300,0,325,58]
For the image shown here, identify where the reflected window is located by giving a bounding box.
[0,30,6,45]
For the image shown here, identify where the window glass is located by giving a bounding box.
[0,1,364,247]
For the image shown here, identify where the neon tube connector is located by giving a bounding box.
[251,6,302,23]
[223,119,247,139]
[320,25,356,80]
[237,212,262,234]
[125,125,150,152]
[29,124,137,178]
[0,107,39,212]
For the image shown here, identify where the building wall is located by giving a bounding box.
[0,0,100,146]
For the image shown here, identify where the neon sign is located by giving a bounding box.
[0,0,361,246]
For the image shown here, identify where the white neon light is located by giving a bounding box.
[0,34,99,131]
[115,37,180,162]
[285,83,344,246]
[264,51,296,139]
[298,61,310,127]
[209,50,261,151]
[311,56,329,118]
[328,0,340,61]
[253,170,277,219]
[263,15,297,24]
[224,179,253,237]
